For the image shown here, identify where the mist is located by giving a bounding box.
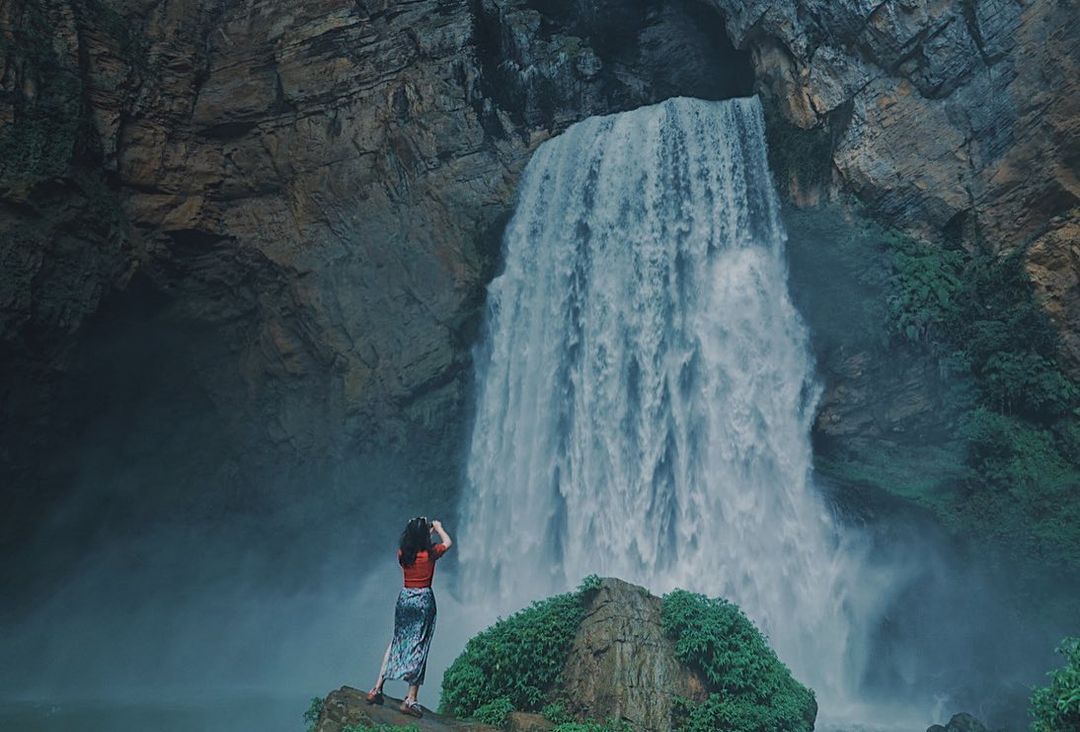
[0,279,483,731]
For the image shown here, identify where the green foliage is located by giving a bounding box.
[1031,638,1080,732]
[883,237,1080,566]
[0,0,148,193]
[439,578,597,718]
[788,203,1080,572]
[550,720,631,732]
[341,725,420,732]
[473,696,515,727]
[884,240,1078,417]
[302,696,324,732]
[884,233,966,346]
[0,2,83,189]
[579,574,602,592]
[661,590,816,732]
[543,702,574,725]
[815,442,971,526]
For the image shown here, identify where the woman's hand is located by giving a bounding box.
[430,520,452,550]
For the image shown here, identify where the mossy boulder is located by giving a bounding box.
[440,578,816,732]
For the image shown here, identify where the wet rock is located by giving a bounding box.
[0,0,762,556]
[316,686,497,731]
[927,711,989,732]
[557,578,708,731]
[708,0,1080,267]
[1026,211,1080,378]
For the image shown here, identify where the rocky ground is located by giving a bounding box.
[316,687,498,732]
[316,578,717,731]
[316,687,568,732]
[314,579,995,732]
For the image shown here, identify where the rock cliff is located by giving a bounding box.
[1,0,754,557]
[712,0,1078,248]
[1,0,1077,569]
[706,0,1080,373]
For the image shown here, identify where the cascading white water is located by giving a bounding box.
[459,96,885,715]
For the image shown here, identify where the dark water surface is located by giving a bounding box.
[0,695,305,732]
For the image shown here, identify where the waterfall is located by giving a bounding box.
[458,96,880,714]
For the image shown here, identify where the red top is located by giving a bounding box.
[400,543,449,588]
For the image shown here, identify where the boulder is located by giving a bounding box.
[556,578,708,731]
[313,686,555,731]
[315,686,499,732]
[926,711,988,732]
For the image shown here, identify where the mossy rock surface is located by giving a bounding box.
[439,578,815,732]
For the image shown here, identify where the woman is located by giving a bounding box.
[366,516,453,718]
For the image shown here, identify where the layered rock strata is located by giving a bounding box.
[708,0,1079,379]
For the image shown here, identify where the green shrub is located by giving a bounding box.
[439,577,599,718]
[302,696,324,732]
[808,211,1080,566]
[884,233,966,347]
[543,702,574,724]
[661,590,816,732]
[1031,638,1080,732]
[473,696,515,727]
[551,721,631,732]
[884,240,1078,418]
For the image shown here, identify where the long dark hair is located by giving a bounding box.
[399,516,434,567]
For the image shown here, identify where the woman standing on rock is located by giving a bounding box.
[366,516,453,718]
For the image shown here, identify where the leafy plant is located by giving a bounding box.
[439,577,599,718]
[303,696,324,732]
[579,574,602,592]
[884,233,966,347]
[551,720,631,732]
[1031,638,1080,732]
[473,696,515,727]
[543,702,574,724]
[788,203,1080,572]
[661,590,816,732]
[884,239,1078,418]
[885,241,1080,566]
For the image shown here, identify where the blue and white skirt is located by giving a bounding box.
[380,587,437,686]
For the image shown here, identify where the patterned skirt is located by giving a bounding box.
[380,587,437,686]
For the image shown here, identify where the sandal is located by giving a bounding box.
[365,688,384,705]
[400,699,423,718]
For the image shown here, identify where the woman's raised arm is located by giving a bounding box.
[431,520,452,550]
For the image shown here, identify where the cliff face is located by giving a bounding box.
[712,0,1078,246]
[701,0,1080,445]
[0,0,752,556]
[1,0,1077,558]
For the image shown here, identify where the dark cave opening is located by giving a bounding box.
[472,0,754,132]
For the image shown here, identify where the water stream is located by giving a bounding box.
[458,96,894,719]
